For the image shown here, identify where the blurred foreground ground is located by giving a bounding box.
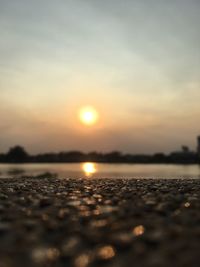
[0,178,200,267]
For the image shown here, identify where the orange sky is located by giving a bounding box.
[0,0,200,153]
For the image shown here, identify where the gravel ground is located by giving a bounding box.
[0,178,200,267]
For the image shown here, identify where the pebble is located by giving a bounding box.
[0,178,199,267]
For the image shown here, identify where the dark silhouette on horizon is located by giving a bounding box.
[0,136,200,164]
[5,146,29,163]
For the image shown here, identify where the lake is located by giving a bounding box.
[0,163,200,179]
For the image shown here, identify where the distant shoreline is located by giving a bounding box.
[1,145,200,165]
[0,161,199,165]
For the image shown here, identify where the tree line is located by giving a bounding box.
[0,145,199,164]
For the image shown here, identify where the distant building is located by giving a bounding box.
[197,136,200,159]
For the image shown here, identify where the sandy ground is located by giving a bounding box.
[0,177,200,267]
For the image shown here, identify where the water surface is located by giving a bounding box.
[0,163,200,179]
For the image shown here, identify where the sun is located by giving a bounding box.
[79,106,99,126]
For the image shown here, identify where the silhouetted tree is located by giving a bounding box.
[153,153,166,163]
[0,153,6,162]
[87,152,104,162]
[6,146,29,163]
[105,151,123,163]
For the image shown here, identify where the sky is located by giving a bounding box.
[0,0,200,154]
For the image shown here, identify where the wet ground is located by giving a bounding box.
[0,178,200,267]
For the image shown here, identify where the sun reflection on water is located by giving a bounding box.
[82,162,97,177]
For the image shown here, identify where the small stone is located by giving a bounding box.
[39,197,52,207]
[96,245,116,261]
